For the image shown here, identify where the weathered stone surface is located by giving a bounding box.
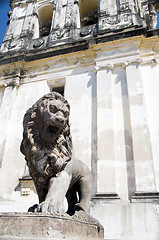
[0,213,104,240]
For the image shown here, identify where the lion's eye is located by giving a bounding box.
[49,105,58,113]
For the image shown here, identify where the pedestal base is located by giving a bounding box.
[0,213,104,240]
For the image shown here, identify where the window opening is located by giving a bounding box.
[52,86,64,96]
[38,5,53,37]
[79,0,98,27]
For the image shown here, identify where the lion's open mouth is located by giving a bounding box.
[47,125,59,134]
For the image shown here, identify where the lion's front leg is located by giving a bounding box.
[37,170,71,215]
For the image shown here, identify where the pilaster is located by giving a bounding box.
[96,66,117,196]
[125,62,158,198]
[0,86,17,168]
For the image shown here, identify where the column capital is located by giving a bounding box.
[121,61,129,68]
[106,63,114,70]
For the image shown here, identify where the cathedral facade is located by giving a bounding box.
[0,0,159,239]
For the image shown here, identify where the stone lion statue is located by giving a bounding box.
[20,92,92,216]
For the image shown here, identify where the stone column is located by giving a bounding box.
[73,0,81,28]
[129,0,142,26]
[126,63,157,198]
[52,0,63,29]
[98,0,107,32]
[65,0,74,27]
[32,4,39,39]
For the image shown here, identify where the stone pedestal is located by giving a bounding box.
[0,213,104,240]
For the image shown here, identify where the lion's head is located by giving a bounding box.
[20,92,72,177]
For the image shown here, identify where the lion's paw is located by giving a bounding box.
[36,200,66,215]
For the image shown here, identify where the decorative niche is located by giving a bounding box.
[38,4,54,37]
[79,0,98,27]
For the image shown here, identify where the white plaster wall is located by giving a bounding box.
[65,71,96,169]
[91,202,159,240]
[0,80,50,206]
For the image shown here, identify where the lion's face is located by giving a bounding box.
[36,98,70,143]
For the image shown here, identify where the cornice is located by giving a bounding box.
[94,58,159,72]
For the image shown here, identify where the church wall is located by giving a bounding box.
[91,202,159,240]
[0,36,159,239]
[0,80,50,208]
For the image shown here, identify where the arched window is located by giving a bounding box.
[38,5,53,37]
[79,0,98,27]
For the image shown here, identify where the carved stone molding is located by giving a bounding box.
[129,58,158,66]
[33,38,44,48]
[94,63,114,72]
[121,61,129,68]
[106,63,114,70]
[80,27,92,37]
[136,58,144,65]
[92,193,121,204]
[131,192,159,203]
[94,66,100,73]
[20,30,33,39]
[3,77,20,88]
[151,58,158,65]
[94,58,158,73]
[50,28,71,42]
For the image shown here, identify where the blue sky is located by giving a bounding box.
[0,1,159,46]
[0,0,10,45]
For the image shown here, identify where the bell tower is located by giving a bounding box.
[1,0,158,54]
[0,1,159,240]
